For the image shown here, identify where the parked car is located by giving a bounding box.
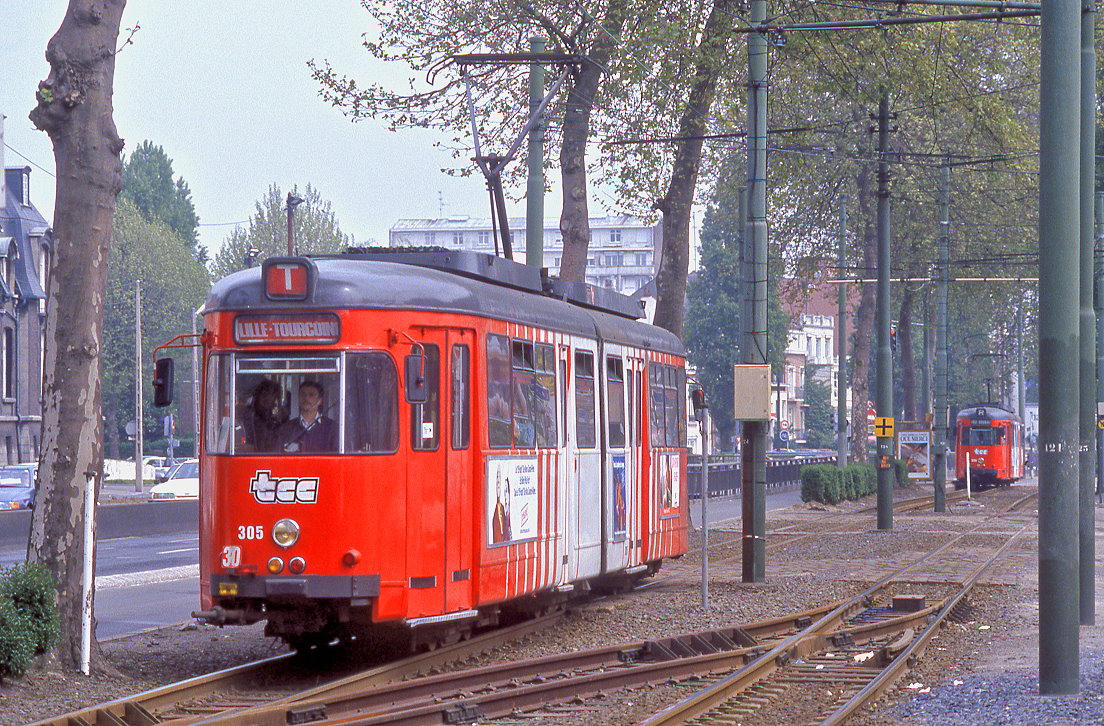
[148,459,199,501]
[0,463,38,511]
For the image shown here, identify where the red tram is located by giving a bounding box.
[154,250,688,648]
[953,404,1025,489]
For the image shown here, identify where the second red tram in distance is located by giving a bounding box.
[953,404,1025,489]
[157,249,689,649]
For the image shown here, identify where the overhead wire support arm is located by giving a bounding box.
[732,8,1039,35]
[455,52,584,262]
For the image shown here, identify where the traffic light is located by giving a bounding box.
[890,324,897,351]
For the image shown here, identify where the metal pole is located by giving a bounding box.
[933,160,949,512]
[1038,0,1081,694]
[1017,307,1026,420]
[700,408,709,610]
[79,471,96,675]
[875,91,894,530]
[1096,191,1104,498]
[742,0,768,583]
[1078,0,1096,627]
[525,37,546,269]
[837,195,849,467]
[134,279,143,493]
[287,197,294,256]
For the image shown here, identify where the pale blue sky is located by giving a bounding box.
[3,2,532,254]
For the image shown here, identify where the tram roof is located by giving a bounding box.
[204,253,684,355]
[956,404,1021,422]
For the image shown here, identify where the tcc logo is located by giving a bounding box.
[250,470,318,504]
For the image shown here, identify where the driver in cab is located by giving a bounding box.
[280,381,338,453]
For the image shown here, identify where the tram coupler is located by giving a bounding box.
[191,606,245,626]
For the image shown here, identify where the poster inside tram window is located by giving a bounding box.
[486,457,539,546]
[612,456,627,538]
[658,452,680,516]
[897,430,931,479]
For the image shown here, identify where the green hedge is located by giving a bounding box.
[800,459,911,504]
[0,563,59,679]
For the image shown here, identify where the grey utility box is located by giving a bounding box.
[733,364,771,421]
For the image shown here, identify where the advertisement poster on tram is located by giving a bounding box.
[486,457,539,545]
[612,456,627,538]
[659,452,680,516]
[898,430,931,480]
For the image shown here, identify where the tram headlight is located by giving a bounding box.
[272,519,300,548]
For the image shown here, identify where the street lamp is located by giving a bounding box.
[286,192,305,255]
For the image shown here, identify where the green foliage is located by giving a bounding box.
[104,199,211,455]
[801,462,878,504]
[0,562,59,679]
[121,141,201,256]
[209,184,353,279]
[803,372,834,449]
[892,458,908,488]
[685,154,790,447]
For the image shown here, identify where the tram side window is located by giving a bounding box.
[512,340,537,448]
[663,365,679,447]
[675,366,687,446]
[648,363,666,445]
[345,353,398,453]
[235,357,341,455]
[205,354,233,455]
[607,357,626,448]
[487,334,512,448]
[533,344,557,448]
[410,345,440,451]
[575,351,597,449]
[451,344,470,450]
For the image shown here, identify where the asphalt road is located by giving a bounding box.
[0,501,199,639]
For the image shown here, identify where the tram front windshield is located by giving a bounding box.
[204,352,399,456]
[961,425,1003,447]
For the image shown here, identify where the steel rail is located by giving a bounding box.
[35,612,565,726]
[638,504,1031,725]
[820,518,1034,725]
[184,603,851,725]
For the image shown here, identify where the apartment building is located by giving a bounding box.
[389,215,662,296]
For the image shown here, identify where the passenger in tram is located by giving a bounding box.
[280,380,338,453]
[239,379,287,453]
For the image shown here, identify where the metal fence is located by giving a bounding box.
[686,453,838,499]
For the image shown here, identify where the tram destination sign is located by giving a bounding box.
[234,313,341,345]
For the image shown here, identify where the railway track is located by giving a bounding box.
[41,486,1036,726]
[31,612,565,726]
[166,497,1030,725]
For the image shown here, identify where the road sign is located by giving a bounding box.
[779,430,789,442]
[1097,416,1104,431]
[874,416,895,438]
[780,420,790,430]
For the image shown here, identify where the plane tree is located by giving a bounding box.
[27,0,127,672]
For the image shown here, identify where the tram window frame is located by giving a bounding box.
[648,362,666,446]
[410,344,441,451]
[205,353,233,455]
[234,354,342,455]
[487,334,512,448]
[575,350,597,449]
[663,365,679,447]
[606,357,626,448]
[533,344,557,448]
[451,344,470,450]
[675,366,687,446]
[344,352,400,454]
[511,340,537,448]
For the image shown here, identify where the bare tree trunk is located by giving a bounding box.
[653,0,736,338]
[557,0,630,282]
[27,0,126,672]
[849,166,875,462]
[899,286,916,420]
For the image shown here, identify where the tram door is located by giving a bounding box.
[404,328,475,617]
[569,339,603,580]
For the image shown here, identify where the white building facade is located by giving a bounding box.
[389,215,661,296]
